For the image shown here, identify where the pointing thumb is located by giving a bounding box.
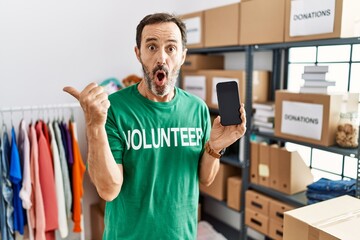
[63,86,80,101]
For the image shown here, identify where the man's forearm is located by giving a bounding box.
[199,151,220,186]
[87,126,123,201]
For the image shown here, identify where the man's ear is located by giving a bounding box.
[180,48,188,66]
[135,46,141,62]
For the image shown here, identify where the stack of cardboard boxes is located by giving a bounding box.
[181,0,360,48]
[245,190,295,239]
[199,163,240,202]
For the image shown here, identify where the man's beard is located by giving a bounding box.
[141,64,179,97]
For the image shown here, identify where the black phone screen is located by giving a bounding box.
[216,81,241,126]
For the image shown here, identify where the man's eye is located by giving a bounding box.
[148,45,156,51]
[168,46,176,52]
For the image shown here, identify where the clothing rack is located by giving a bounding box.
[0,102,80,112]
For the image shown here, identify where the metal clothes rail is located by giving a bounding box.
[0,102,80,113]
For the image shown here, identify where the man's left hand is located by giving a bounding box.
[208,103,247,153]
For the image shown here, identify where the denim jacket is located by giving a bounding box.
[1,128,15,240]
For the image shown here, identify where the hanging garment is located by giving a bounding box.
[28,124,46,240]
[61,121,74,214]
[9,127,24,235]
[0,131,5,239]
[0,133,7,239]
[2,127,15,240]
[53,122,72,219]
[35,121,58,240]
[40,123,52,161]
[18,120,34,240]
[68,121,85,232]
[64,122,74,167]
[48,122,68,238]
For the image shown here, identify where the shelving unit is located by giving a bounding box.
[188,37,360,240]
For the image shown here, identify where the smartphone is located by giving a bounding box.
[216,81,241,126]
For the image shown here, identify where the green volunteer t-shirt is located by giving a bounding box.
[103,83,211,240]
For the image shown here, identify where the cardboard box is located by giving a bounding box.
[274,90,343,146]
[276,147,313,195]
[269,199,294,223]
[200,163,239,201]
[181,71,207,101]
[245,208,269,235]
[245,190,271,216]
[239,0,285,45]
[201,70,269,109]
[258,142,270,187]
[250,141,259,184]
[90,203,105,240]
[227,175,242,211]
[182,54,224,71]
[204,3,240,47]
[269,219,284,240]
[284,195,360,240]
[269,144,280,190]
[285,0,360,42]
[180,11,204,48]
[250,71,270,103]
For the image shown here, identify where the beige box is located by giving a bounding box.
[180,11,204,48]
[269,199,294,223]
[277,147,313,195]
[274,90,344,146]
[204,3,240,47]
[250,141,260,184]
[258,142,270,187]
[239,0,285,45]
[285,0,360,42]
[90,203,105,240]
[284,196,360,240]
[269,219,284,240]
[200,163,239,201]
[182,54,224,71]
[245,190,271,216]
[245,208,269,236]
[227,175,242,211]
[201,70,269,109]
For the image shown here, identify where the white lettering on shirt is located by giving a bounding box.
[124,127,203,150]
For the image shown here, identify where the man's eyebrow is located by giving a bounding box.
[145,37,158,43]
[145,37,178,44]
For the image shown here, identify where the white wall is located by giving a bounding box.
[0,0,251,239]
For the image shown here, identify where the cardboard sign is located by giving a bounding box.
[183,17,202,45]
[281,101,323,140]
[183,75,206,100]
[290,0,336,36]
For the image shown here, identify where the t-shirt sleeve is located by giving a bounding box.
[200,103,211,156]
[105,106,124,164]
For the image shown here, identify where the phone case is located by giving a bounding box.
[216,81,241,126]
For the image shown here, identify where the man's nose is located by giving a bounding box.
[156,49,167,66]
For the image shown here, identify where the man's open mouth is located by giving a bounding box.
[156,71,165,81]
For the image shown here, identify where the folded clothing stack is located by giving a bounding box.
[306,178,356,204]
[197,221,227,240]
